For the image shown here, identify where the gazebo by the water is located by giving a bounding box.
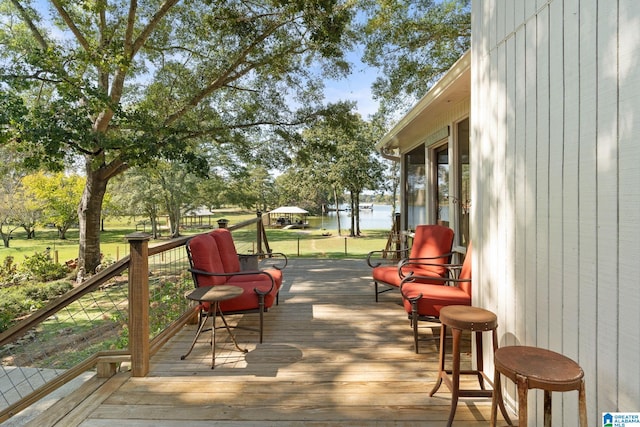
[266,206,309,228]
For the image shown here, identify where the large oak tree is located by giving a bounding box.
[0,0,353,277]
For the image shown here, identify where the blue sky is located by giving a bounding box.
[323,49,380,118]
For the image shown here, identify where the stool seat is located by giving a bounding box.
[494,346,584,391]
[439,305,498,331]
[491,345,588,427]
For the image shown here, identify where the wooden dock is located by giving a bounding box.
[25,259,511,426]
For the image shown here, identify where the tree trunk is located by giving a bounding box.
[354,192,361,236]
[168,207,181,238]
[349,192,356,237]
[58,225,69,240]
[78,166,108,280]
[150,215,159,239]
[333,187,342,236]
[1,233,9,248]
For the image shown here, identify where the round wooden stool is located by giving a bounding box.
[430,305,512,427]
[490,346,588,427]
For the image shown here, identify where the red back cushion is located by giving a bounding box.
[409,225,454,275]
[210,229,241,273]
[188,233,227,286]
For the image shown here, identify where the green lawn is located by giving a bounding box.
[1,211,392,266]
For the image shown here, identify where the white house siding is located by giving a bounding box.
[472,0,640,424]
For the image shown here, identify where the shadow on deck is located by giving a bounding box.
[18,258,509,426]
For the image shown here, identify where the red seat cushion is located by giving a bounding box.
[402,242,474,317]
[227,270,282,290]
[199,281,278,313]
[401,282,471,317]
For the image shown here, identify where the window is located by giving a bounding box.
[457,118,470,247]
[435,145,449,227]
[427,118,470,248]
[404,145,426,231]
[401,117,470,247]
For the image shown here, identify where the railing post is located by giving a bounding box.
[126,232,151,377]
[256,211,264,255]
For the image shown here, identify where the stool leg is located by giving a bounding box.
[218,308,248,354]
[475,331,485,389]
[412,300,419,353]
[210,301,218,369]
[446,327,462,427]
[490,366,501,427]
[429,323,447,396]
[516,374,529,427]
[579,380,588,427]
[181,309,210,360]
[490,331,513,425]
[544,390,552,427]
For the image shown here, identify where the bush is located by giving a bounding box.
[19,251,70,282]
[0,279,73,332]
[0,256,20,287]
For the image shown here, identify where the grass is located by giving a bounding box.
[1,210,393,267]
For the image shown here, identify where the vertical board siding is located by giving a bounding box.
[523,13,538,348]
[471,0,640,423]
[504,34,517,354]
[561,0,581,424]
[547,0,564,358]
[535,6,550,352]
[561,0,580,365]
[596,0,619,414]
[513,28,527,346]
[617,0,640,411]
[578,0,599,417]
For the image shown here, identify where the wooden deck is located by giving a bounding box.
[26,259,511,426]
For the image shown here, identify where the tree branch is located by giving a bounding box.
[99,0,179,133]
[10,0,48,49]
[50,0,92,52]
[163,19,289,126]
[131,0,180,56]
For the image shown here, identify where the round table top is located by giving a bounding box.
[185,285,243,303]
[439,305,498,331]
[494,346,584,390]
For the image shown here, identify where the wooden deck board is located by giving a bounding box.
[27,258,512,426]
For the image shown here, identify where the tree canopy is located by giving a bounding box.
[0,0,355,275]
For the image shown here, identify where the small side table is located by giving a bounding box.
[430,305,512,427]
[490,346,588,427]
[181,285,248,369]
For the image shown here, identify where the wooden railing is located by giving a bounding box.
[0,213,268,423]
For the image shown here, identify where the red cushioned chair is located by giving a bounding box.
[400,242,473,353]
[209,228,286,295]
[186,233,279,343]
[367,224,455,302]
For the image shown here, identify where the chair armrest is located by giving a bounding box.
[366,248,410,268]
[398,251,456,267]
[238,252,288,271]
[399,261,463,279]
[188,268,275,293]
[399,271,470,300]
[261,251,288,270]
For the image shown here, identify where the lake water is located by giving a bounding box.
[306,205,396,231]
